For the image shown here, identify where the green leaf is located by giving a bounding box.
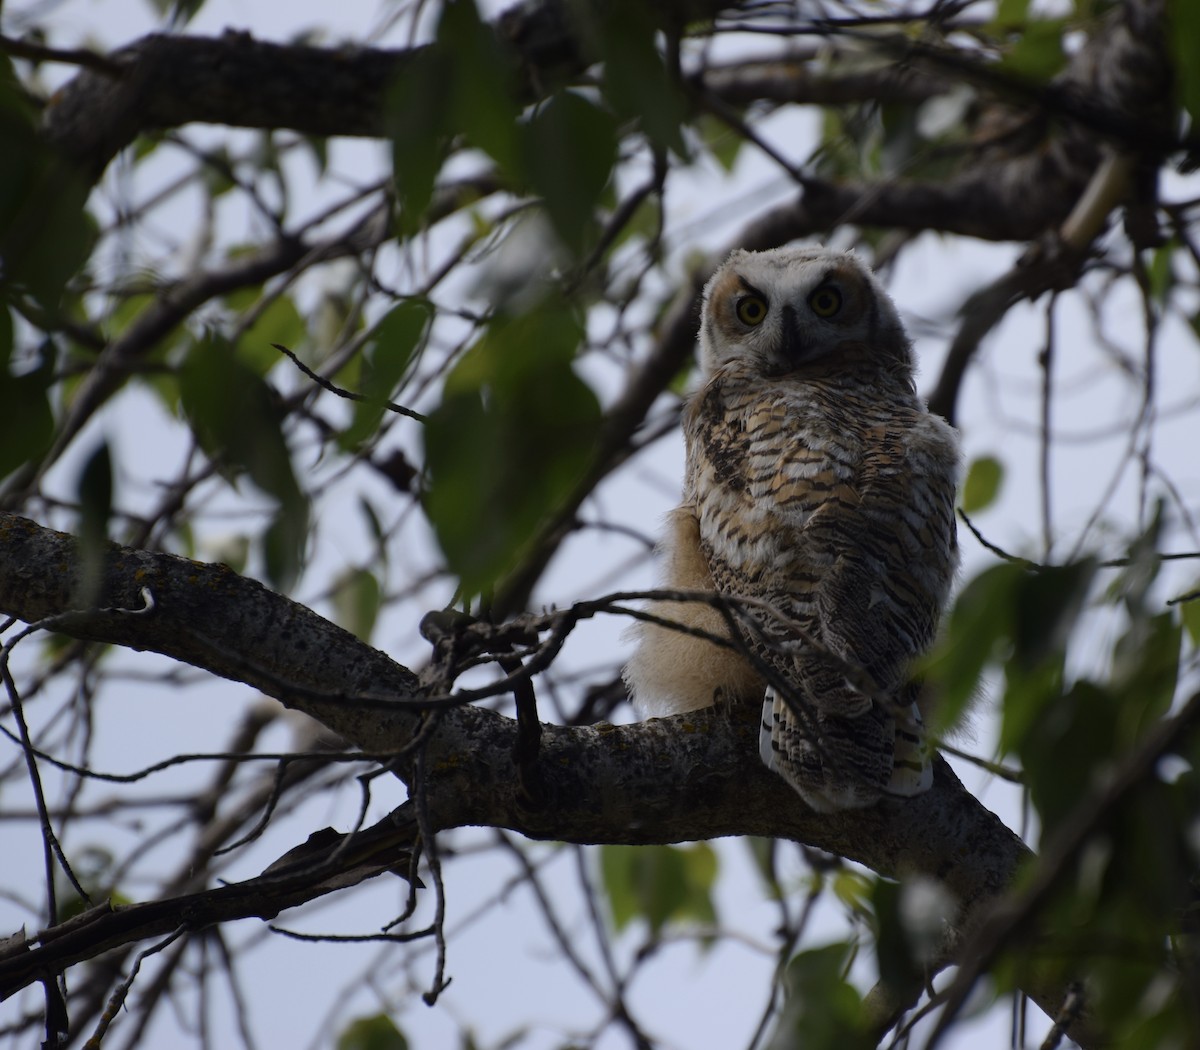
[525,92,619,254]
[871,880,920,995]
[332,567,382,642]
[0,72,95,309]
[341,301,429,450]
[336,1014,409,1050]
[438,0,523,178]
[1110,611,1180,739]
[423,300,600,595]
[743,836,780,897]
[1180,587,1200,646]
[179,334,308,587]
[1018,679,1116,837]
[769,943,872,1050]
[262,505,308,592]
[388,48,454,235]
[919,563,1021,734]
[1010,559,1095,672]
[237,294,306,376]
[0,304,12,369]
[1168,0,1200,126]
[1147,240,1176,304]
[599,843,718,936]
[201,145,236,199]
[696,113,744,172]
[960,455,1004,513]
[76,441,112,546]
[994,0,1032,23]
[997,18,1068,81]
[74,441,113,606]
[831,869,873,917]
[0,350,54,481]
[597,1,690,159]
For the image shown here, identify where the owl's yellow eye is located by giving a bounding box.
[808,286,842,318]
[735,295,768,326]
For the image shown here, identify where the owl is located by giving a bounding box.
[624,246,960,812]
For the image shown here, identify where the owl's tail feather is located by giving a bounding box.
[759,686,933,811]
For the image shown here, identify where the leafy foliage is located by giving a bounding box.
[423,298,600,596]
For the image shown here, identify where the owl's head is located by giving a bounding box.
[698,246,913,379]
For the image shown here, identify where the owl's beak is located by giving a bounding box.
[778,304,810,366]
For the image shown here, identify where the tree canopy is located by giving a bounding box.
[2,0,1200,1047]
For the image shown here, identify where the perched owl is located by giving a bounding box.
[624,246,960,812]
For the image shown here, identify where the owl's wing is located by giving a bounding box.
[753,422,958,810]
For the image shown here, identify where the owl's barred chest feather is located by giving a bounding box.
[685,367,951,602]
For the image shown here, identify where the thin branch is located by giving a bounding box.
[0,33,122,74]
[272,342,428,424]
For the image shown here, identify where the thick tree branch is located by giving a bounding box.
[0,511,1101,1044]
[40,0,735,183]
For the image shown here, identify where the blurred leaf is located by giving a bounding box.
[1147,240,1176,304]
[359,496,386,551]
[994,0,1032,20]
[769,943,872,1050]
[999,560,1095,758]
[76,440,113,549]
[1018,679,1116,837]
[0,68,95,309]
[438,0,523,177]
[960,455,1004,513]
[525,91,619,254]
[0,347,55,481]
[1168,0,1200,126]
[879,104,919,174]
[201,145,236,199]
[919,563,1021,732]
[871,880,920,995]
[423,300,600,595]
[262,505,307,592]
[597,1,689,159]
[1180,588,1200,646]
[696,113,744,172]
[0,304,13,368]
[73,441,113,607]
[1010,559,1095,672]
[180,333,307,587]
[600,842,718,936]
[237,294,306,376]
[105,292,158,339]
[336,1014,409,1050]
[996,18,1068,80]
[743,836,780,897]
[1110,611,1180,738]
[831,869,873,917]
[302,134,329,174]
[388,48,453,235]
[332,567,382,642]
[341,301,429,450]
[180,334,299,504]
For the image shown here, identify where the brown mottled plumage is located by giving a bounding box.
[624,246,959,811]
